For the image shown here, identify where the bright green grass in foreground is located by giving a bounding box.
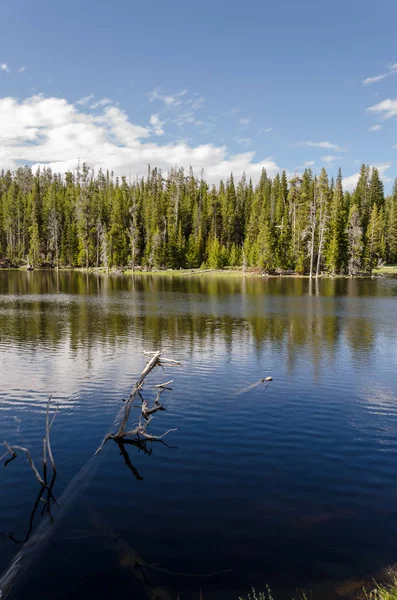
[239,578,397,600]
[362,579,397,599]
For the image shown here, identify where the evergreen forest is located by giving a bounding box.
[0,163,396,275]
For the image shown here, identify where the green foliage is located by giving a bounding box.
[363,580,397,599]
[0,163,394,274]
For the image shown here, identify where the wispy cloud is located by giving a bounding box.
[362,63,397,85]
[89,98,112,109]
[238,117,250,126]
[237,138,252,146]
[321,155,340,163]
[174,111,197,127]
[369,124,382,131]
[186,96,205,111]
[0,63,10,73]
[76,94,94,106]
[302,141,344,151]
[260,127,273,133]
[367,98,397,120]
[362,73,389,85]
[18,66,26,74]
[149,113,164,136]
[149,88,187,106]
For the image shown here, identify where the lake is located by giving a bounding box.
[1,271,397,600]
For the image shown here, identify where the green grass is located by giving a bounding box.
[373,264,397,275]
[362,574,397,599]
[238,579,397,600]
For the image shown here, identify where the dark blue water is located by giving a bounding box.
[1,272,397,599]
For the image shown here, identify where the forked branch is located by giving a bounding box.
[95,350,180,455]
[1,397,58,491]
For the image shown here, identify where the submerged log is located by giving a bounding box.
[0,351,180,599]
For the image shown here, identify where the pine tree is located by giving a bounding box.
[364,203,383,272]
[326,169,346,275]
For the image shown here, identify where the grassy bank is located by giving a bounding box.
[373,264,397,276]
[3,263,397,278]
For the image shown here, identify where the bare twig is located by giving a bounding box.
[0,449,14,463]
[42,437,47,484]
[154,380,173,388]
[45,397,56,473]
[139,428,178,441]
[158,357,182,365]
[141,395,166,421]
[4,442,46,487]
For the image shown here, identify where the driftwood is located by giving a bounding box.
[1,397,58,491]
[95,350,180,456]
[232,376,273,397]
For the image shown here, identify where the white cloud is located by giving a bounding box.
[237,138,252,146]
[260,127,273,133]
[76,94,94,106]
[0,63,9,73]
[343,163,392,191]
[321,155,340,163]
[367,98,397,120]
[149,88,187,107]
[0,94,281,184]
[369,124,382,131]
[303,141,344,151]
[186,96,205,110]
[18,66,26,74]
[362,73,388,85]
[149,113,164,136]
[239,117,250,126]
[362,63,397,85]
[89,98,112,109]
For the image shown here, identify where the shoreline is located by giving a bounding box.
[0,266,396,278]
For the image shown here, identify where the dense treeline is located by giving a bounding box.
[0,163,396,275]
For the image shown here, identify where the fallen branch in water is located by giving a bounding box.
[232,376,273,397]
[1,397,58,492]
[95,350,180,455]
[2,442,46,488]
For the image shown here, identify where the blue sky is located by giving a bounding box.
[1,0,397,189]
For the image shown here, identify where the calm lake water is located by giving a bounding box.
[1,271,397,600]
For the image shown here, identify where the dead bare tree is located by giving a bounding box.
[95,350,181,456]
